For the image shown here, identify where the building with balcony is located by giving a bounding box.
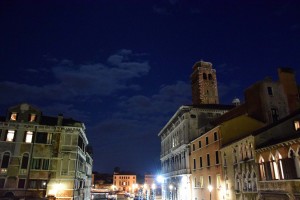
[0,103,93,199]
[255,109,300,200]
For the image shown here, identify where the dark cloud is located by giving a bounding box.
[0,50,150,104]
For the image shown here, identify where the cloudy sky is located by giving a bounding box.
[0,0,299,174]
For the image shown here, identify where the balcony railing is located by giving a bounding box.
[259,180,300,193]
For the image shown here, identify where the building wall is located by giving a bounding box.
[113,174,136,193]
[245,77,289,124]
[278,68,300,113]
[0,103,92,200]
[190,126,224,200]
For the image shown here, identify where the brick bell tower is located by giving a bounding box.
[190,60,219,105]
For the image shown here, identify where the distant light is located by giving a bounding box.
[156,175,164,183]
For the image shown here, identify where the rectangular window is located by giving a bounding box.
[214,132,218,141]
[216,174,221,188]
[193,159,196,170]
[294,120,300,131]
[199,176,204,188]
[42,159,50,170]
[0,179,5,188]
[29,114,37,122]
[193,144,195,151]
[6,130,15,142]
[267,86,273,96]
[29,180,37,189]
[206,136,209,145]
[25,131,33,143]
[18,179,26,188]
[208,176,211,185]
[32,159,41,170]
[199,140,202,148]
[10,112,18,121]
[215,151,220,164]
[271,108,279,122]
[200,157,203,168]
[194,177,197,187]
[36,132,52,144]
[207,154,210,166]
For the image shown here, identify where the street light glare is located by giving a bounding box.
[208,185,213,192]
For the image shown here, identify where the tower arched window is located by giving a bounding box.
[203,73,207,80]
[208,74,212,80]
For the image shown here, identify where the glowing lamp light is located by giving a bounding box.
[208,185,213,192]
[156,175,164,183]
[151,183,156,190]
[169,184,173,190]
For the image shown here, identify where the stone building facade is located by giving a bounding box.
[158,104,233,200]
[0,103,92,199]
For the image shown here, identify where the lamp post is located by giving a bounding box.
[169,184,173,200]
[208,185,213,200]
[151,183,156,200]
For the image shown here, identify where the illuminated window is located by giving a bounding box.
[294,120,300,131]
[10,112,18,121]
[29,114,37,122]
[25,131,33,143]
[216,174,221,188]
[199,176,204,188]
[6,130,15,142]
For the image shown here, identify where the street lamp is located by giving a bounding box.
[169,184,173,200]
[208,185,213,200]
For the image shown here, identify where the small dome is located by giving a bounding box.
[232,98,240,106]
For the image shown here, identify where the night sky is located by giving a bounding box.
[0,0,299,175]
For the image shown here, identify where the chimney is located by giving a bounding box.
[57,114,63,126]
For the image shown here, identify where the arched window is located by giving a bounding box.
[243,173,247,191]
[1,152,10,168]
[233,148,237,164]
[269,154,280,180]
[247,172,252,191]
[203,73,207,80]
[208,74,212,80]
[252,172,257,191]
[259,156,265,180]
[235,174,240,192]
[276,151,284,179]
[21,153,29,169]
